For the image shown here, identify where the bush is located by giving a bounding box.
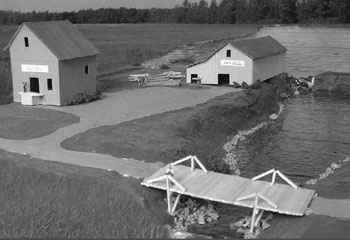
[241,81,249,89]
[65,91,101,106]
[232,82,241,88]
[206,155,231,174]
[160,64,170,69]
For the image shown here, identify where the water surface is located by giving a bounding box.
[254,25,350,77]
[193,25,350,239]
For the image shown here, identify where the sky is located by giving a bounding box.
[0,0,199,12]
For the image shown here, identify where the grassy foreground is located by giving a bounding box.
[0,149,168,238]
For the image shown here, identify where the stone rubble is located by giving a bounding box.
[305,157,350,185]
[223,102,285,174]
[230,213,274,239]
[166,197,220,233]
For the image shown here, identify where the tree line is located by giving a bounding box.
[0,0,350,25]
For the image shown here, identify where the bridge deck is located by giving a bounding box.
[142,164,315,216]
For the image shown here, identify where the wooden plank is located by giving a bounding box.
[141,165,315,216]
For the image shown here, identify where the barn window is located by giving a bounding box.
[24,37,29,47]
[226,49,231,57]
[84,65,89,74]
[47,78,52,90]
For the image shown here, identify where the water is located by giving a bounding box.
[239,25,350,182]
[192,26,350,239]
[237,92,350,183]
[253,25,350,78]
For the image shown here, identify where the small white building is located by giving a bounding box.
[4,20,100,106]
[186,36,287,85]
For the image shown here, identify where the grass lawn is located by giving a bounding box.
[0,149,169,238]
[61,83,280,170]
[0,103,79,140]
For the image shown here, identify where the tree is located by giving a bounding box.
[208,0,218,23]
[218,0,238,24]
[279,0,298,23]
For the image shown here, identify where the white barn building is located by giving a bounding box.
[4,20,100,106]
[186,36,287,86]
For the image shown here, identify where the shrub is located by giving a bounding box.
[160,64,170,69]
[232,82,241,88]
[206,155,231,174]
[65,91,101,106]
[241,81,250,89]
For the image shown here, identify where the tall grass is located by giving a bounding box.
[0,154,167,238]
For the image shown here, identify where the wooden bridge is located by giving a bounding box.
[141,156,315,233]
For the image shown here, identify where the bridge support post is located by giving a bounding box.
[250,194,259,233]
[171,193,182,213]
[166,176,172,213]
[254,210,264,227]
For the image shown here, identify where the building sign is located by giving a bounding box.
[21,64,49,73]
[220,60,245,67]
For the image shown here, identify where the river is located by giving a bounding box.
[239,25,350,185]
[191,25,350,239]
[254,25,350,78]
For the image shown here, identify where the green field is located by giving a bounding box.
[77,24,258,73]
[0,23,258,73]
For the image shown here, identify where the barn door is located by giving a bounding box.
[30,77,40,93]
[218,74,230,85]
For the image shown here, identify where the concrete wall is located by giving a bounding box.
[186,44,254,85]
[59,56,97,105]
[253,53,286,82]
[9,25,61,105]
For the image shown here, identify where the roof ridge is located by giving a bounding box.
[4,20,100,60]
[187,36,287,68]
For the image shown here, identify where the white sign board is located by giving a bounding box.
[221,60,245,67]
[21,64,49,73]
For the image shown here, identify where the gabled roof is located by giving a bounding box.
[233,36,287,59]
[188,36,287,68]
[4,20,100,60]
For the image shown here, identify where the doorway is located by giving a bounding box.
[218,74,230,85]
[30,77,40,93]
[191,74,198,84]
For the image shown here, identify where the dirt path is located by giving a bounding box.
[0,86,236,178]
[310,197,350,219]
